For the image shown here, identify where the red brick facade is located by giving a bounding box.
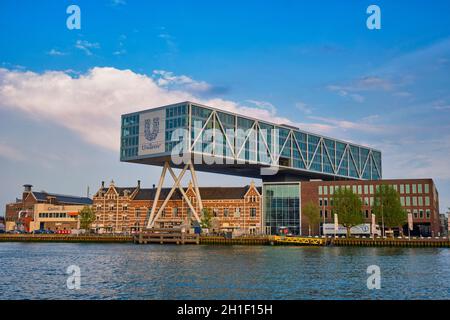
[92,180,262,234]
[300,179,440,237]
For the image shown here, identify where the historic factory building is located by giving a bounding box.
[4,184,92,232]
[91,180,262,234]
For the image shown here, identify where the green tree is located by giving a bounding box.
[373,184,406,236]
[332,187,363,237]
[302,201,321,236]
[200,208,212,229]
[78,206,96,231]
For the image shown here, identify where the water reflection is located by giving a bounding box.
[0,243,449,300]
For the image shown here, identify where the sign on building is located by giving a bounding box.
[138,109,165,156]
[408,213,413,231]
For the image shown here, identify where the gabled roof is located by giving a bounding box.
[97,187,137,197]
[133,186,262,201]
[32,192,92,205]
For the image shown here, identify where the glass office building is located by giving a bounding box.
[121,101,382,181]
[263,183,301,235]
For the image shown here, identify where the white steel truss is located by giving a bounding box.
[146,161,203,229]
[187,107,381,180]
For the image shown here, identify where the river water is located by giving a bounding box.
[0,243,449,300]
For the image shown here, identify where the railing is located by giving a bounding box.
[0,234,133,243]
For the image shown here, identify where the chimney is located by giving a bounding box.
[101,181,105,188]
[137,180,141,188]
[22,184,33,201]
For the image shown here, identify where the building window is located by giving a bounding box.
[320,210,323,218]
[364,197,369,206]
[318,186,323,195]
[424,184,430,193]
[401,197,405,206]
[418,184,422,193]
[213,208,219,217]
[418,197,423,206]
[358,185,362,195]
[172,207,178,217]
[413,209,418,218]
[412,184,417,194]
[324,198,328,207]
[406,185,410,194]
[364,185,368,194]
[426,210,431,219]
[235,208,241,218]
[425,197,430,206]
[400,184,405,194]
[224,208,229,217]
[419,210,424,219]
[250,208,256,218]
[324,210,328,218]
[406,197,411,206]
[123,204,128,211]
[319,198,323,206]
[135,209,140,218]
[413,197,417,206]
[352,186,357,194]
[369,185,374,194]
[365,210,369,218]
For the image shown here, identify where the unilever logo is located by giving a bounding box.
[144,117,160,142]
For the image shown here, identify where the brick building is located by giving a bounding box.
[5,184,92,232]
[91,180,262,234]
[298,179,440,237]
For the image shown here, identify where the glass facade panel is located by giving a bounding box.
[264,183,300,235]
[121,103,382,181]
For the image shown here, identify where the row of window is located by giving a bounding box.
[319,195,431,207]
[320,209,432,220]
[318,183,431,196]
[96,207,258,218]
[38,212,73,218]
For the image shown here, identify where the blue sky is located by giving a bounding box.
[0,0,450,214]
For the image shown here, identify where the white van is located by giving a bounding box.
[323,223,381,236]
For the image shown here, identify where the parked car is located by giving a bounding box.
[0,230,5,234]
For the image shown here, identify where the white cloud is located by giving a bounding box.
[47,49,67,56]
[0,142,26,162]
[75,40,100,56]
[0,67,293,151]
[153,70,212,93]
[295,102,313,115]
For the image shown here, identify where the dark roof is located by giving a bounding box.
[133,186,261,201]
[97,187,137,197]
[32,192,92,205]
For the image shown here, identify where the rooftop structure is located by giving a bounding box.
[121,101,382,181]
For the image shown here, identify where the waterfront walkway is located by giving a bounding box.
[1,234,450,247]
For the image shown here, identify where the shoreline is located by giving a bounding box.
[1,234,450,247]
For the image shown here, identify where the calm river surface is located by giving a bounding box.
[0,243,449,300]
